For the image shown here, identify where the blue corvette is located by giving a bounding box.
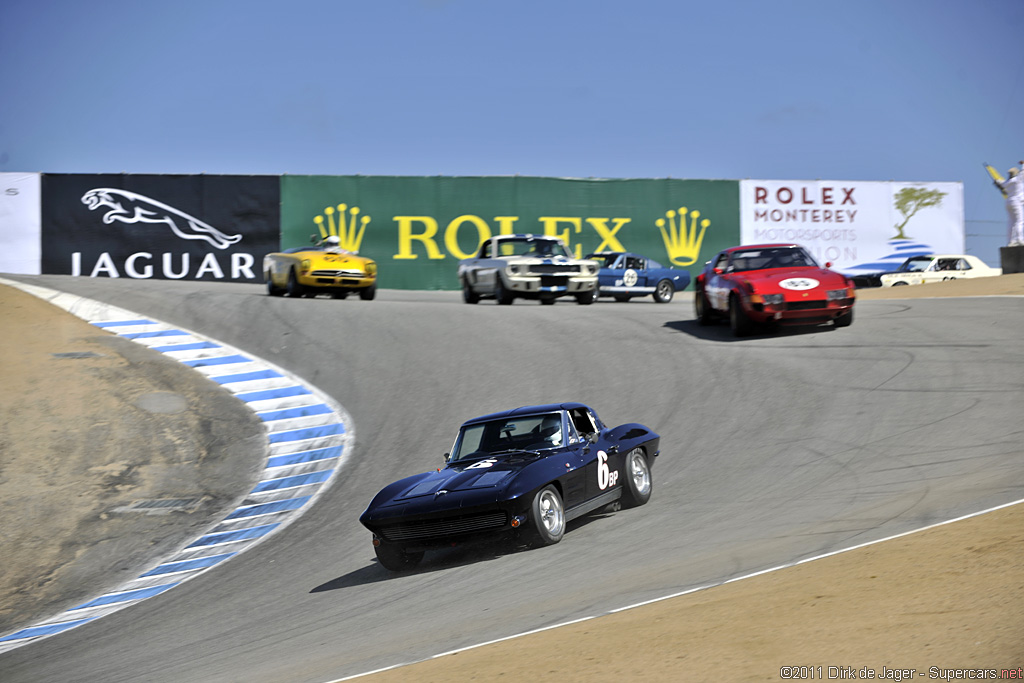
[586,251,691,303]
[359,403,660,571]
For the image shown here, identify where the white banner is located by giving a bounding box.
[0,173,41,274]
[740,180,964,275]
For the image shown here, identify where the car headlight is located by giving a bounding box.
[507,265,522,276]
[585,263,598,275]
[365,261,377,276]
[826,288,850,300]
[300,259,311,272]
[762,294,784,305]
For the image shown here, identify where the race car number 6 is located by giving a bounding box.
[597,451,619,490]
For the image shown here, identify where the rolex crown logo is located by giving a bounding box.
[314,203,370,252]
[657,207,709,267]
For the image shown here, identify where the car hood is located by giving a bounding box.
[378,452,551,507]
[737,267,849,293]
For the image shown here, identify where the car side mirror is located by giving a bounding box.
[443,452,451,463]
[586,432,599,444]
[713,267,723,275]
[825,262,833,268]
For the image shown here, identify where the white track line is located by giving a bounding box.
[329,496,1024,681]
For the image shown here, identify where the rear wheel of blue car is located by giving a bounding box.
[374,541,424,572]
[653,279,674,303]
[575,289,597,305]
[621,448,652,507]
[530,485,565,546]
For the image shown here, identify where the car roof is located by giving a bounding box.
[586,251,641,258]
[462,402,590,426]
[494,233,559,240]
[725,243,801,253]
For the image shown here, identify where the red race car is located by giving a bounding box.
[694,243,855,336]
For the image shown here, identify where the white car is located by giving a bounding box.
[458,234,600,305]
[879,254,1002,287]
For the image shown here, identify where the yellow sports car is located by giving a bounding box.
[264,236,378,299]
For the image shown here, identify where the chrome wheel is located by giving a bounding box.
[653,279,673,303]
[622,448,652,507]
[531,485,565,545]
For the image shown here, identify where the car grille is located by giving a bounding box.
[786,300,827,311]
[311,269,364,277]
[539,275,569,287]
[378,510,509,542]
[530,264,579,274]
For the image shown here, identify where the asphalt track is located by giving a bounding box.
[1,275,1023,683]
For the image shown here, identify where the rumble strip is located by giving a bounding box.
[0,278,354,653]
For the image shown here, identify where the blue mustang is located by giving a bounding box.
[586,251,691,303]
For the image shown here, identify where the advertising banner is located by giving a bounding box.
[41,174,280,282]
[0,173,41,274]
[280,175,740,290]
[740,180,964,275]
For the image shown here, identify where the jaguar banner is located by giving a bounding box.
[740,180,964,276]
[41,174,280,282]
[280,175,740,290]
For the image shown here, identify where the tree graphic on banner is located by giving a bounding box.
[893,187,946,239]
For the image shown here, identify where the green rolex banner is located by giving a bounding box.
[280,175,740,290]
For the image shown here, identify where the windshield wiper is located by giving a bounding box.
[489,448,541,457]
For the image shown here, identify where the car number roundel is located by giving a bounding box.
[622,269,639,287]
[778,277,819,291]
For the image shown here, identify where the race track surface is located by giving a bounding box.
[1,276,1022,683]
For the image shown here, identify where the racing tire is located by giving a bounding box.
[462,279,480,304]
[729,294,754,337]
[530,485,565,546]
[287,269,305,298]
[359,284,377,301]
[695,286,714,325]
[540,296,556,306]
[266,272,285,297]
[495,278,514,305]
[652,279,674,304]
[374,541,424,572]
[834,308,854,328]
[575,289,597,305]
[621,448,652,508]
[614,294,631,303]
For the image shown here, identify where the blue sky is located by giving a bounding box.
[2,0,1022,253]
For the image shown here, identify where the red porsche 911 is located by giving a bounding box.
[694,243,855,337]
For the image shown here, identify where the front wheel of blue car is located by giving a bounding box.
[374,541,424,572]
[530,485,565,546]
[621,448,652,507]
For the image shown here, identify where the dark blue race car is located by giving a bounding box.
[359,402,661,571]
[586,251,691,303]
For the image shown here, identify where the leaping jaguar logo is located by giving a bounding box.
[81,188,243,250]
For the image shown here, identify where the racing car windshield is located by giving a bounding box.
[897,256,934,272]
[729,247,818,272]
[497,238,570,259]
[450,414,564,461]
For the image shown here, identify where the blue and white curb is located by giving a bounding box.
[0,278,354,654]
